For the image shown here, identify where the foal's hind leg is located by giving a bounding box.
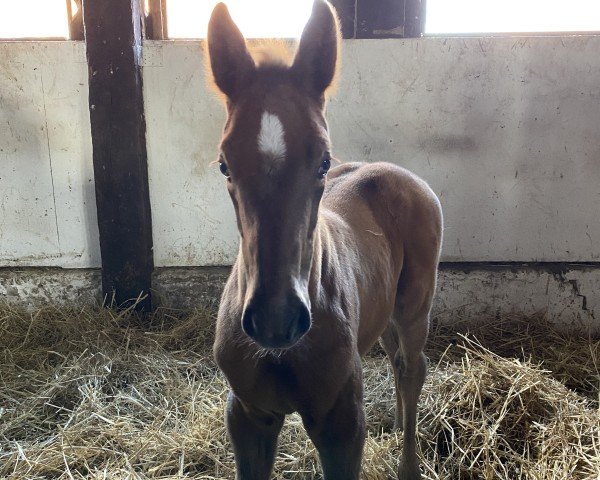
[225,392,284,480]
[393,268,437,480]
[380,326,403,430]
[395,318,428,480]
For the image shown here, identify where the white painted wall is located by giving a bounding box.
[331,37,600,262]
[143,43,238,267]
[143,36,600,266]
[0,42,99,267]
[1,37,600,268]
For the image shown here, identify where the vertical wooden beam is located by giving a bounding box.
[404,0,426,38]
[353,0,425,38]
[82,0,154,311]
[66,0,73,28]
[356,0,405,38]
[160,0,169,38]
[146,0,168,39]
[67,0,84,40]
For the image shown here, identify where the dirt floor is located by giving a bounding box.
[0,304,598,479]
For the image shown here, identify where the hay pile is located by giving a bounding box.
[0,305,598,479]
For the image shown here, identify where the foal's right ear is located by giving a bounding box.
[207,3,255,99]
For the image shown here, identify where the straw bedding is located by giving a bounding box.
[0,304,598,479]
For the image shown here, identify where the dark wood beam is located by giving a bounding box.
[404,0,426,38]
[82,0,154,311]
[352,0,426,38]
[357,0,406,38]
[146,0,168,40]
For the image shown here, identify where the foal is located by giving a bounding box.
[207,2,443,479]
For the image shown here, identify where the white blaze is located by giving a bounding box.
[258,112,286,159]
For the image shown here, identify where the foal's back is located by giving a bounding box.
[320,161,442,354]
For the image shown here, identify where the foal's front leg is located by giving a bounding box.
[302,371,366,480]
[226,392,284,480]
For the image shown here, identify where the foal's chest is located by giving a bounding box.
[215,333,354,416]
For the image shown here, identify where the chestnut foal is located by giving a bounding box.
[208,2,442,479]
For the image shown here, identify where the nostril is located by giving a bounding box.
[284,303,311,345]
[242,296,311,348]
[296,304,311,337]
[285,325,295,344]
[241,306,256,338]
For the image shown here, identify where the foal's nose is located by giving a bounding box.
[241,293,311,349]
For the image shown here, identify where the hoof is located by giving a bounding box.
[398,461,422,480]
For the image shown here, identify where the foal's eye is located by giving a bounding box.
[218,156,230,178]
[318,153,331,178]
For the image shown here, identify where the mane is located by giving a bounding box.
[205,16,341,100]
[247,39,295,67]
[204,39,295,102]
[248,36,341,97]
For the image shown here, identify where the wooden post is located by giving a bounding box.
[353,0,425,38]
[66,0,72,28]
[404,0,426,38]
[82,0,154,311]
[146,0,168,39]
[67,0,84,40]
[356,0,406,38]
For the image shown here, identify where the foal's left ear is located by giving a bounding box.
[207,3,255,99]
[291,0,340,97]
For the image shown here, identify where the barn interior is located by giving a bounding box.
[1,1,599,479]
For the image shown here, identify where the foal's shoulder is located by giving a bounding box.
[327,161,436,201]
[326,161,363,181]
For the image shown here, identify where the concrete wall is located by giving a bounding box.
[0,42,100,268]
[144,37,600,266]
[2,264,597,333]
[2,37,599,267]
[1,38,599,330]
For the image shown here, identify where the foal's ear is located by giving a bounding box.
[207,3,255,99]
[291,0,340,97]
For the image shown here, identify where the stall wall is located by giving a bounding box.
[0,42,99,268]
[1,37,599,267]
[1,37,599,329]
[143,37,600,266]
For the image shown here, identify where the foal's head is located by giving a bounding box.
[208,1,339,349]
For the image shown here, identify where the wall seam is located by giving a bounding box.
[39,70,62,252]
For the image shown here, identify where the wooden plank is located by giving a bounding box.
[160,0,168,38]
[82,0,154,311]
[68,0,84,40]
[65,0,72,28]
[146,0,168,39]
[404,0,426,38]
[356,0,405,38]
[354,0,425,38]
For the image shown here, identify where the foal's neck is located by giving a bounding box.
[308,212,331,302]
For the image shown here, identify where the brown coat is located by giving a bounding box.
[207,2,442,479]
